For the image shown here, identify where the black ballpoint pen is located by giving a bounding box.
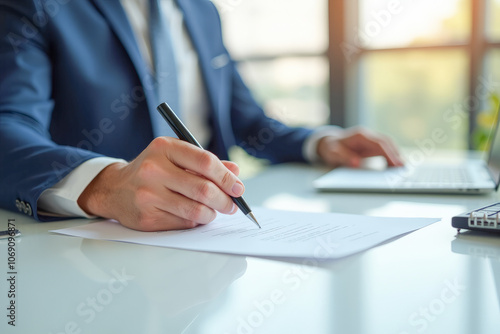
[156,102,261,228]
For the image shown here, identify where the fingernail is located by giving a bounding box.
[232,182,244,197]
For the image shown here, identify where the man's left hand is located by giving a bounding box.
[317,127,404,168]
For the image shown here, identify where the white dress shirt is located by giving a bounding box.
[37,0,339,218]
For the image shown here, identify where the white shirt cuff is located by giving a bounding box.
[37,157,128,218]
[302,125,344,163]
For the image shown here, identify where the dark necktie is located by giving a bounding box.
[148,0,181,137]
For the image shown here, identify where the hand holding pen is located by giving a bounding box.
[157,102,261,228]
[78,110,259,231]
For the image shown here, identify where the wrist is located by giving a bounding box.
[77,162,128,218]
[303,126,343,163]
[316,136,335,163]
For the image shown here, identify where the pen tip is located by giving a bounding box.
[247,212,261,229]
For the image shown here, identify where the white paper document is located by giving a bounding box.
[51,208,439,259]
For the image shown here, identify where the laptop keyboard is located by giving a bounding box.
[402,166,473,186]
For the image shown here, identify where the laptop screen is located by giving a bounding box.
[486,103,500,189]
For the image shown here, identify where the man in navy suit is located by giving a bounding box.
[0,0,402,231]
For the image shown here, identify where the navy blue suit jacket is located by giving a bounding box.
[0,0,313,221]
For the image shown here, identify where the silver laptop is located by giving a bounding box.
[314,108,500,194]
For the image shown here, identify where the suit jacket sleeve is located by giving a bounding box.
[229,66,313,163]
[0,2,102,221]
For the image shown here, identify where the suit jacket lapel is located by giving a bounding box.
[90,0,230,153]
[91,0,149,80]
[176,0,224,112]
[90,0,158,116]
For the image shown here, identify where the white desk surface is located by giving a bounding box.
[1,164,499,334]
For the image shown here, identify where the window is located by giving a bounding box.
[216,0,500,163]
[214,0,329,128]
[357,0,471,49]
[488,0,500,41]
[333,0,500,150]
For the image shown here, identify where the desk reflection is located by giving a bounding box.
[452,231,500,332]
[82,238,247,332]
[38,238,248,333]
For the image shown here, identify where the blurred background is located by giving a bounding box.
[213,0,500,174]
